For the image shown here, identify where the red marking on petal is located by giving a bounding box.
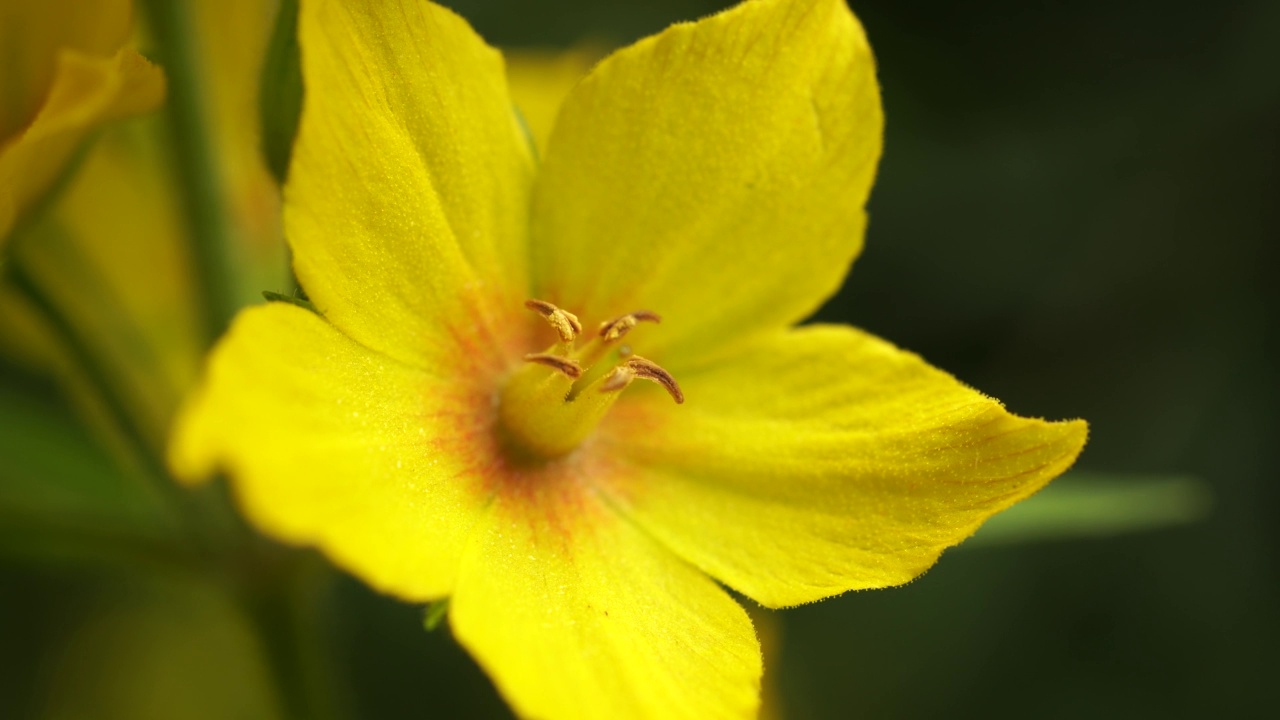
[417,305,620,547]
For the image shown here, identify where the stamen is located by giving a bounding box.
[500,303,681,460]
[525,299,582,343]
[597,366,635,394]
[523,353,583,379]
[598,310,661,342]
[573,310,662,372]
[615,356,684,404]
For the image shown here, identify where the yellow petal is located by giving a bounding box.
[600,324,1088,608]
[170,303,491,600]
[0,0,133,139]
[451,490,761,720]
[0,46,164,242]
[504,45,604,154]
[530,0,882,362]
[288,0,535,368]
[744,605,786,720]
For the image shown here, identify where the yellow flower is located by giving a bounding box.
[0,0,164,245]
[171,0,1088,717]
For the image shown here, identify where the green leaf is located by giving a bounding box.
[0,381,185,569]
[262,290,316,314]
[513,105,539,165]
[423,599,450,632]
[259,0,303,184]
[966,472,1211,548]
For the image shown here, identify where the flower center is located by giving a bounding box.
[498,299,683,461]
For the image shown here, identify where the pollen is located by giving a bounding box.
[598,310,661,342]
[600,357,684,404]
[525,298,582,344]
[499,299,683,459]
[523,353,583,379]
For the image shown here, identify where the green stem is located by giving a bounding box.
[8,261,173,495]
[140,0,241,342]
[241,554,347,720]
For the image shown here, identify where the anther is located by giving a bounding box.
[525,299,582,343]
[598,366,635,394]
[598,310,661,342]
[524,353,583,379]
[600,356,684,404]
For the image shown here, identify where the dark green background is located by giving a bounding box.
[3,0,1276,718]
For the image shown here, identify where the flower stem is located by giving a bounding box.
[7,260,173,495]
[140,0,241,342]
[240,554,348,720]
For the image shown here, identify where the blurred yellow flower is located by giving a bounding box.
[38,575,285,720]
[0,0,285,462]
[0,0,164,245]
[172,0,1087,718]
[0,120,202,460]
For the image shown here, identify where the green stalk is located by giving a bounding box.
[140,0,241,342]
[240,554,348,720]
[137,8,344,718]
[7,261,173,494]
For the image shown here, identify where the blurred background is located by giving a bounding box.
[2,0,1276,718]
